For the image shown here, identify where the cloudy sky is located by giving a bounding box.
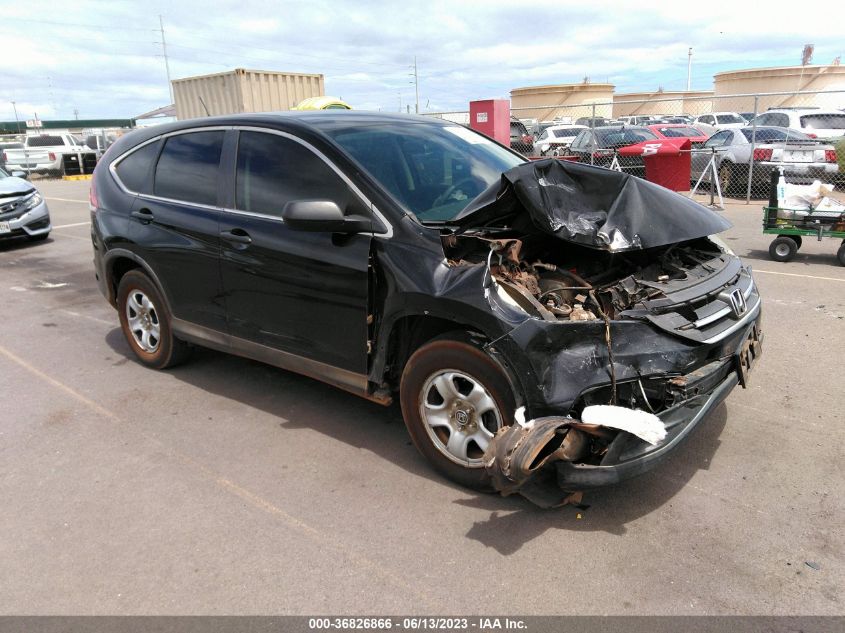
[1,0,842,121]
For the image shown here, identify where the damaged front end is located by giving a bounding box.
[439,160,763,506]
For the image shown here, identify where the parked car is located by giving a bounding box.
[90,112,761,497]
[509,119,534,154]
[567,125,660,176]
[535,124,588,156]
[690,126,838,195]
[617,115,657,126]
[656,116,693,124]
[0,167,51,242]
[574,116,611,127]
[691,112,747,136]
[646,124,709,146]
[739,112,756,123]
[0,141,24,172]
[746,108,845,139]
[3,133,93,176]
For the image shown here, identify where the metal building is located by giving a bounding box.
[172,68,325,120]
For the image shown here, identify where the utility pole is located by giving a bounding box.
[73,108,79,120]
[159,15,174,105]
[11,101,22,135]
[687,47,693,91]
[411,56,420,114]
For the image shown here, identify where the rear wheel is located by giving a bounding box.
[400,334,516,490]
[837,241,845,266]
[769,236,798,262]
[117,270,190,369]
[718,161,743,196]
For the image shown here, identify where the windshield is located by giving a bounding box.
[715,114,744,124]
[0,168,9,178]
[655,126,704,138]
[324,122,525,222]
[739,128,812,143]
[594,127,658,147]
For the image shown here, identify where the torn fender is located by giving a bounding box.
[454,159,731,252]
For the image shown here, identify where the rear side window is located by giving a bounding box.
[154,131,224,206]
[115,141,160,194]
[800,114,845,130]
[235,131,352,218]
[27,136,63,147]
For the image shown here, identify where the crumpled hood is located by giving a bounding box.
[0,177,35,197]
[453,159,731,251]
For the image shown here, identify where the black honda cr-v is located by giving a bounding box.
[91,112,762,503]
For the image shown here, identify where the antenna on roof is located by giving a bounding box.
[198,95,210,117]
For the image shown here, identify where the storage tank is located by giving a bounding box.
[613,90,714,118]
[510,83,614,122]
[714,65,845,112]
[173,69,325,120]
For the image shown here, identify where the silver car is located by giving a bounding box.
[0,168,51,242]
[690,126,839,195]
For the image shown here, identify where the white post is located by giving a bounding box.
[687,48,693,91]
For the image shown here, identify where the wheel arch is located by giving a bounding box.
[103,248,173,314]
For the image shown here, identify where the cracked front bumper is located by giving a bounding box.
[555,319,762,490]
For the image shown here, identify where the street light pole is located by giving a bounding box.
[413,56,420,114]
[159,15,174,105]
[687,47,693,91]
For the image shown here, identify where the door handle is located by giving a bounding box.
[220,228,252,245]
[131,208,154,224]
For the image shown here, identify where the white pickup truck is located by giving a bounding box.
[3,134,93,175]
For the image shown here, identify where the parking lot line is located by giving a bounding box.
[53,221,90,229]
[46,197,89,203]
[754,269,845,282]
[0,340,437,608]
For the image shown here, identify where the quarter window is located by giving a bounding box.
[153,131,224,206]
[235,131,353,218]
[115,141,160,194]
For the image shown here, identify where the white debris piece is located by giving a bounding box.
[581,405,667,445]
[514,406,534,428]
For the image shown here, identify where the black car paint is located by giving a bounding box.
[91,111,759,492]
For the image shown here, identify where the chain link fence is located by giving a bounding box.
[425,89,845,206]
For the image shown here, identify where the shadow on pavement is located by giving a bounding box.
[105,328,729,552]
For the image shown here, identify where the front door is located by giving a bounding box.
[219,129,373,375]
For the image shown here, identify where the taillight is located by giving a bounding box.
[825,149,837,163]
[806,132,817,139]
[89,178,98,211]
[753,148,773,161]
[592,149,613,158]
[48,152,56,161]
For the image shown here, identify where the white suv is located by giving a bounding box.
[747,109,845,139]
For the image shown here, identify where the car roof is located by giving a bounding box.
[763,108,843,115]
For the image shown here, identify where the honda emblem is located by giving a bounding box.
[729,289,747,318]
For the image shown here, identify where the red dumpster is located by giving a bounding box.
[617,138,691,191]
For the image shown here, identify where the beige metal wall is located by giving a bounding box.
[612,91,714,117]
[714,65,845,111]
[510,83,614,121]
[173,69,325,119]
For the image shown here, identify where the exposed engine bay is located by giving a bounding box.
[442,231,727,323]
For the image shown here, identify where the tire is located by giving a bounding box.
[790,235,802,250]
[400,334,516,490]
[837,241,845,267]
[117,270,189,369]
[26,232,49,242]
[769,236,798,263]
[718,161,743,196]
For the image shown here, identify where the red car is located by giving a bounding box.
[646,124,708,145]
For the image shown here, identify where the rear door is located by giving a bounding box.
[131,129,227,331]
[218,129,373,375]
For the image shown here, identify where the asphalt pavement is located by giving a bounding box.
[0,178,842,615]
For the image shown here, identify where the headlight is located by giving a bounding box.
[708,234,735,256]
[21,192,43,211]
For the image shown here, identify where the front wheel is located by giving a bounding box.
[837,241,845,266]
[400,335,516,490]
[117,270,190,369]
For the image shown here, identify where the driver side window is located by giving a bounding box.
[705,131,731,148]
[235,131,357,218]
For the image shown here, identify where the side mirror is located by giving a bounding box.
[11,170,28,180]
[282,199,371,233]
